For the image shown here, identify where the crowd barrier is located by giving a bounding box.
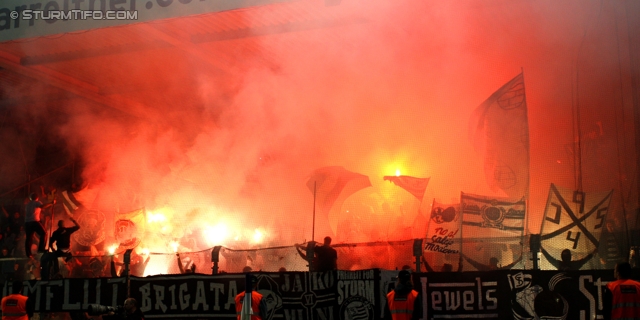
[1,268,624,320]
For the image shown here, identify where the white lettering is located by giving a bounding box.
[463,291,474,310]
[225,281,237,310]
[431,291,442,311]
[169,285,178,310]
[16,9,138,21]
[192,281,209,311]
[485,289,497,310]
[579,275,597,320]
[421,277,428,320]
[139,283,152,313]
[210,283,224,311]
[46,280,63,311]
[476,277,483,310]
[95,280,101,305]
[179,283,190,310]
[153,285,168,313]
[445,291,461,310]
[63,279,81,310]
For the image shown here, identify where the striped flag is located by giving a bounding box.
[60,190,82,216]
[461,192,526,238]
[460,192,526,270]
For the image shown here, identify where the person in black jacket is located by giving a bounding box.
[111,250,150,277]
[314,237,337,271]
[296,236,337,272]
[102,297,145,320]
[49,217,80,262]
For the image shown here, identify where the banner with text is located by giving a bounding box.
[1,269,622,319]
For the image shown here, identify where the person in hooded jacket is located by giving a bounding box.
[383,270,423,320]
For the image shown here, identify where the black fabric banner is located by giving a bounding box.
[1,269,622,319]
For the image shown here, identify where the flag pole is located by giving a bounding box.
[312,181,316,243]
[240,273,253,320]
[459,192,464,271]
[522,67,530,233]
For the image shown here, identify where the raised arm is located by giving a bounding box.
[143,255,151,269]
[177,253,185,274]
[110,256,120,277]
[41,198,56,210]
[461,254,490,271]
[295,243,308,260]
[572,250,597,269]
[68,218,81,233]
[499,255,524,270]
[420,255,434,273]
[540,247,561,270]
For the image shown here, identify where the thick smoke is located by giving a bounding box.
[0,0,637,268]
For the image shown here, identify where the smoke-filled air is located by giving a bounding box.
[0,0,638,272]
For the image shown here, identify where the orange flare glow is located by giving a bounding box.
[252,229,264,244]
[204,223,230,246]
[147,212,167,223]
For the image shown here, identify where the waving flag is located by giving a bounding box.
[424,200,461,254]
[540,184,612,269]
[307,166,371,236]
[460,192,526,270]
[114,208,147,249]
[461,192,526,238]
[383,176,430,200]
[60,190,81,216]
[469,72,530,199]
[71,209,106,247]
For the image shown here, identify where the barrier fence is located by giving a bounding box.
[1,268,624,320]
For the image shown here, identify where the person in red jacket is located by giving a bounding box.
[604,262,640,320]
[384,270,423,320]
[1,280,33,320]
[235,275,267,320]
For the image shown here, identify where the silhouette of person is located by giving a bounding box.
[111,251,150,277]
[541,247,596,271]
[421,255,463,272]
[49,218,80,262]
[24,193,55,257]
[103,297,145,320]
[461,253,522,271]
[177,253,195,274]
[296,236,337,272]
